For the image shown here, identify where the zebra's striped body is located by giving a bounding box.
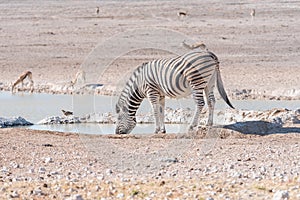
[115,50,234,134]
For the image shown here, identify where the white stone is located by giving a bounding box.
[38,167,46,174]
[117,193,125,198]
[106,169,113,175]
[260,166,266,173]
[166,191,173,197]
[33,188,43,196]
[66,194,84,200]
[0,116,33,128]
[45,157,53,163]
[50,171,59,175]
[1,166,8,173]
[10,191,19,198]
[273,190,289,200]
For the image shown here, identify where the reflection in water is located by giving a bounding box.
[1,91,299,134]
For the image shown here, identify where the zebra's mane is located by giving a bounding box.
[116,62,147,110]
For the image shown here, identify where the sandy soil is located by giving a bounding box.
[1,0,300,199]
[0,0,299,98]
[0,128,300,199]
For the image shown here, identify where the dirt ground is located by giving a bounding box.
[0,0,299,98]
[0,0,300,199]
[0,128,300,199]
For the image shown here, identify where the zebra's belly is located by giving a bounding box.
[171,88,191,99]
[160,78,191,99]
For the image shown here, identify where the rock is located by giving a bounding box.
[10,190,19,198]
[33,188,43,196]
[38,167,46,174]
[234,172,242,178]
[50,171,59,175]
[260,166,267,174]
[1,166,8,173]
[229,164,234,169]
[117,193,125,198]
[106,169,113,175]
[37,116,80,124]
[45,157,53,163]
[67,194,84,200]
[166,191,173,197]
[0,116,33,128]
[161,158,179,163]
[33,107,300,126]
[273,190,289,200]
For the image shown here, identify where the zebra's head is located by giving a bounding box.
[115,104,137,134]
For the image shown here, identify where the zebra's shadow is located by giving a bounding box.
[222,120,300,135]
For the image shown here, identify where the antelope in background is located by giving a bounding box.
[182,40,207,51]
[70,69,86,87]
[11,71,34,93]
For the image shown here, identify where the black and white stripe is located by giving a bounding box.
[115,50,234,134]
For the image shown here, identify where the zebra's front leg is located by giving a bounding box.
[148,92,165,134]
[152,103,165,133]
[158,96,166,133]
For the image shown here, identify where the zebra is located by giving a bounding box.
[115,50,234,134]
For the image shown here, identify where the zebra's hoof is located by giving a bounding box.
[155,131,166,134]
[160,129,166,134]
[206,122,213,127]
[197,126,208,131]
[188,126,196,131]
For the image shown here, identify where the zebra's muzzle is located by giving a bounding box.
[115,128,127,134]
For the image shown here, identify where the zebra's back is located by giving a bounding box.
[141,50,219,98]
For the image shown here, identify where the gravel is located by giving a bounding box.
[0,128,299,199]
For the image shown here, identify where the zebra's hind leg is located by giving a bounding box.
[204,84,216,126]
[189,90,205,131]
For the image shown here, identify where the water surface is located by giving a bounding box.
[1,91,299,134]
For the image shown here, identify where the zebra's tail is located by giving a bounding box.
[216,65,234,109]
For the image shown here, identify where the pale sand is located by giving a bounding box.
[0,128,300,199]
[0,0,299,98]
[0,0,300,199]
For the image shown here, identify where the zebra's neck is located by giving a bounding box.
[119,79,145,117]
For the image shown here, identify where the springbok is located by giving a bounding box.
[182,41,207,51]
[11,71,34,93]
[177,11,187,17]
[70,69,86,87]
[250,9,255,20]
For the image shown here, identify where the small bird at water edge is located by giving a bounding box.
[62,110,73,116]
